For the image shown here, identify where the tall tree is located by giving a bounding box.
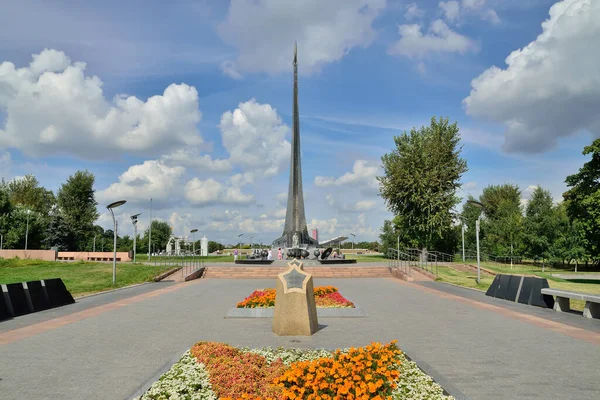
[378,117,468,251]
[142,220,172,254]
[57,170,99,250]
[550,203,587,269]
[43,208,73,251]
[378,219,398,255]
[459,195,483,254]
[479,184,520,220]
[2,207,45,249]
[6,174,55,216]
[563,138,600,260]
[523,187,555,261]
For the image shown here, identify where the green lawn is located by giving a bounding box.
[345,254,387,262]
[435,262,600,311]
[0,258,173,297]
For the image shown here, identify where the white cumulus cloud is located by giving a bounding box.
[184,177,255,207]
[326,193,376,213]
[0,49,203,159]
[388,19,478,59]
[315,160,380,195]
[463,0,600,153]
[219,98,291,177]
[98,160,186,206]
[218,0,386,76]
[405,3,425,20]
[440,1,461,23]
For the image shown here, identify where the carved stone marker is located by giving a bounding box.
[272,259,318,336]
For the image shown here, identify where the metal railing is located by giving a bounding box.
[386,248,412,277]
[428,251,454,263]
[406,248,438,277]
[152,251,205,279]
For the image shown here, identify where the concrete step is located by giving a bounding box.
[202,266,392,279]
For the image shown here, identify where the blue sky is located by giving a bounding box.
[0,0,598,245]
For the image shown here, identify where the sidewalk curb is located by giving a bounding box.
[74,282,154,300]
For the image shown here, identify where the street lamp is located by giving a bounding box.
[461,222,468,263]
[249,236,254,251]
[466,200,485,284]
[350,233,356,250]
[93,234,96,252]
[131,213,141,263]
[237,233,243,258]
[148,197,153,261]
[25,209,31,251]
[107,200,127,285]
[190,229,198,253]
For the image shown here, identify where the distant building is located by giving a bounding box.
[311,228,319,243]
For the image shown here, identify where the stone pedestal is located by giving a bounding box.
[272,259,318,336]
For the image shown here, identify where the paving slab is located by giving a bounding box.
[0,278,598,400]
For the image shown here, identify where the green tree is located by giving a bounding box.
[43,208,73,251]
[6,174,55,216]
[479,184,520,220]
[57,170,99,250]
[523,187,555,261]
[379,219,397,255]
[208,240,225,253]
[142,220,172,254]
[378,117,468,251]
[459,195,483,254]
[2,207,45,249]
[564,138,600,260]
[476,184,523,257]
[550,204,587,269]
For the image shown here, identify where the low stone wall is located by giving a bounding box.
[57,251,132,262]
[0,249,57,261]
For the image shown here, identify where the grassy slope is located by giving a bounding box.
[0,258,173,297]
[436,262,600,311]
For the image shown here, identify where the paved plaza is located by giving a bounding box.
[0,275,599,400]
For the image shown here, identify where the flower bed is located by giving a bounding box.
[236,286,354,308]
[136,341,454,400]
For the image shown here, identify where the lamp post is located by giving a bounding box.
[148,197,152,261]
[461,223,467,263]
[249,236,254,251]
[93,234,96,252]
[25,209,31,250]
[467,200,485,284]
[131,213,141,263]
[350,233,356,250]
[107,200,127,285]
[190,229,198,253]
[237,233,244,259]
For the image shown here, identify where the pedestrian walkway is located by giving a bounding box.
[0,277,598,400]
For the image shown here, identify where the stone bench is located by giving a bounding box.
[540,288,600,319]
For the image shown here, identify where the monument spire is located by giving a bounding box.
[273,43,318,250]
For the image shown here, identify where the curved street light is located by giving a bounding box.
[107,200,127,285]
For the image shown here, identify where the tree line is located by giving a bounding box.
[378,117,600,268]
[0,171,232,255]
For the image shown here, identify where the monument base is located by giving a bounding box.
[234,259,274,265]
[318,259,358,265]
[272,260,319,336]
